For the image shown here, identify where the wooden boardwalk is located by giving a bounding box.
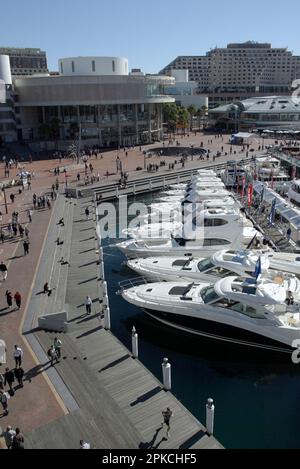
[24,196,223,449]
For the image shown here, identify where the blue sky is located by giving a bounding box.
[2,0,300,72]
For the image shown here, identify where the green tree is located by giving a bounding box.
[38,123,51,141]
[49,118,61,141]
[69,122,79,139]
[177,106,189,132]
[163,103,179,133]
[187,105,197,131]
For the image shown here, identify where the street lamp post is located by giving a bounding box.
[2,187,8,214]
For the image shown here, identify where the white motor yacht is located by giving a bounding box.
[119,276,300,353]
[288,180,300,205]
[127,251,300,299]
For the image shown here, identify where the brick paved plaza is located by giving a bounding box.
[0,132,273,447]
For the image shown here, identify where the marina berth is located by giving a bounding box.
[119,276,300,353]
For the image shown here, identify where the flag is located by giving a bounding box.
[260,187,265,204]
[254,256,262,281]
[269,198,276,224]
[242,176,246,197]
[247,184,253,207]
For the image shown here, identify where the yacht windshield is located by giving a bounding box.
[197,259,215,272]
[201,286,219,304]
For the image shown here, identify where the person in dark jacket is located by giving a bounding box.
[15,367,24,388]
[5,290,12,308]
[14,291,21,309]
[12,428,25,449]
[4,368,15,393]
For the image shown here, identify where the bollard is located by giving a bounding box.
[103,295,108,308]
[100,280,107,301]
[116,187,119,198]
[177,175,180,185]
[133,184,136,195]
[162,357,171,391]
[163,177,166,189]
[132,326,138,359]
[206,398,215,436]
[149,180,152,191]
[99,247,103,262]
[99,259,105,281]
[104,306,111,330]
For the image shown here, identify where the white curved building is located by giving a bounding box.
[6,55,174,147]
[0,55,12,85]
[59,56,129,76]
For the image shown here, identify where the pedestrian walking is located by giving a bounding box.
[4,426,16,449]
[0,390,10,416]
[54,337,62,359]
[18,224,24,237]
[0,229,5,243]
[287,227,292,242]
[11,428,25,449]
[160,407,173,439]
[4,368,15,393]
[48,345,59,366]
[80,440,91,449]
[15,367,24,388]
[24,227,29,238]
[9,193,15,204]
[43,282,52,296]
[0,371,4,390]
[85,296,92,315]
[85,207,90,219]
[5,290,12,308]
[23,240,30,256]
[27,209,32,223]
[0,261,8,281]
[14,345,23,368]
[14,291,22,309]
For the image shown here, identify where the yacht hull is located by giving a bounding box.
[144,309,294,354]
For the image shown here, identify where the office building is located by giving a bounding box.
[161,42,300,108]
[0,47,48,76]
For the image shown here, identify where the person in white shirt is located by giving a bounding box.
[80,440,90,449]
[85,296,92,315]
[4,426,16,449]
[13,345,23,368]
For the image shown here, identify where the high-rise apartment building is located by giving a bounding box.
[161,42,300,107]
[0,47,48,76]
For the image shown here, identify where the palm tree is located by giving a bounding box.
[187,105,197,131]
[38,123,51,141]
[163,103,178,133]
[177,107,189,134]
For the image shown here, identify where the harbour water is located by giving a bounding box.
[100,192,300,449]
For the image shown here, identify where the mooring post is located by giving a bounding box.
[206,398,215,436]
[132,326,139,358]
[104,306,111,330]
[162,357,171,391]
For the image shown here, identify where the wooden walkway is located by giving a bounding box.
[24,197,223,449]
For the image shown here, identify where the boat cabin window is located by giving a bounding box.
[203,239,232,247]
[169,285,193,296]
[197,259,215,272]
[292,184,300,194]
[232,281,257,295]
[193,217,228,227]
[172,259,189,267]
[230,303,265,319]
[201,286,219,304]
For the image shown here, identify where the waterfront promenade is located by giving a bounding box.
[10,196,223,449]
[0,132,235,449]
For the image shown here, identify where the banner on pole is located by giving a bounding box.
[247,183,253,207]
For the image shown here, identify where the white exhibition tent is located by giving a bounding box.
[253,181,300,230]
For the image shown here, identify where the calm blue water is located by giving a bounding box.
[100,192,300,449]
